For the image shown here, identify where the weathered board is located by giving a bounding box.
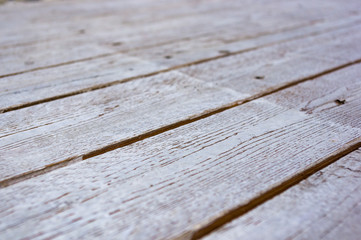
[180,24,361,97]
[1,0,360,239]
[0,64,360,240]
[0,0,305,76]
[203,148,361,240]
[1,28,361,185]
[1,49,360,189]
[1,1,361,108]
[0,71,242,183]
[1,20,360,112]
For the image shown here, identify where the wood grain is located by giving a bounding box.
[1,33,360,185]
[1,1,361,239]
[180,24,361,97]
[0,65,360,240]
[1,20,361,112]
[203,148,361,240]
[264,64,361,129]
[1,0,360,77]
[0,0,285,76]
[0,71,242,182]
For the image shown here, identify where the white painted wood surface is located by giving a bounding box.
[264,64,361,129]
[0,0,295,76]
[0,71,242,182]
[1,19,360,112]
[1,0,360,239]
[1,0,361,108]
[0,19,360,110]
[180,24,361,96]
[1,50,359,186]
[203,148,361,240]
[0,64,360,240]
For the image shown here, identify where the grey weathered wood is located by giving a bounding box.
[0,71,242,182]
[1,0,360,78]
[263,64,361,129]
[179,24,361,97]
[0,0,281,75]
[1,31,361,184]
[0,0,249,47]
[1,21,361,112]
[0,54,162,111]
[203,148,361,240]
[1,1,361,239]
[2,0,359,49]
[0,65,360,240]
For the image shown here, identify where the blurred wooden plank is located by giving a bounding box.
[0,71,242,183]
[0,0,282,76]
[203,148,361,240]
[1,21,361,112]
[0,65,360,240]
[0,0,250,47]
[1,0,360,78]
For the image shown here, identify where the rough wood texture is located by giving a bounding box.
[180,24,361,96]
[1,0,361,239]
[0,64,360,239]
[1,36,360,185]
[1,0,361,111]
[264,64,361,129]
[0,71,242,182]
[203,148,361,240]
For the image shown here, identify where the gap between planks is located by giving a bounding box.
[1,59,361,188]
[188,139,361,240]
[1,19,361,114]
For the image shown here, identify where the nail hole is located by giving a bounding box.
[112,42,122,46]
[255,75,265,80]
[78,29,85,34]
[334,99,346,105]
[164,55,172,59]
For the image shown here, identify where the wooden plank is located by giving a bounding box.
[179,24,361,97]
[2,0,359,48]
[0,54,162,111]
[1,29,361,183]
[203,148,361,240]
[0,65,360,240]
[2,0,349,49]
[0,0,280,75]
[263,64,361,129]
[1,36,361,184]
[0,71,242,182]
[0,0,249,47]
[1,21,361,112]
[1,0,360,77]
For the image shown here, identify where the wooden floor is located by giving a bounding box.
[1,0,361,239]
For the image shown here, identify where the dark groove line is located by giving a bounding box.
[1,59,360,188]
[1,20,361,114]
[188,138,361,240]
[0,156,83,188]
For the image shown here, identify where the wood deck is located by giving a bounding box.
[0,0,360,239]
